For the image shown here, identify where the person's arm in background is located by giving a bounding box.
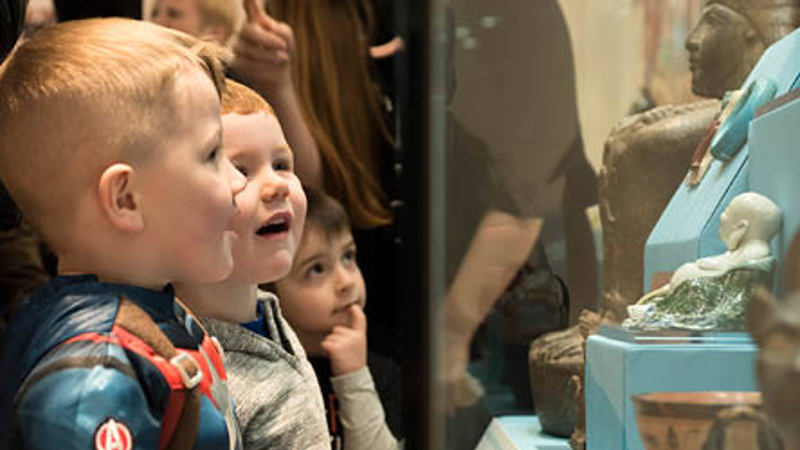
[443,210,543,410]
[230,0,323,188]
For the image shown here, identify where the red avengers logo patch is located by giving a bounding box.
[94,418,133,450]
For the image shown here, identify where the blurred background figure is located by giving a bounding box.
[148,0,242,45]
[0,0,51,359]
[1,0,26,59]
[22,0,55,37]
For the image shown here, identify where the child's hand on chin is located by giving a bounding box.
[322,304,367,376]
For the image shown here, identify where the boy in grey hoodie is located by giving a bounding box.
[176,79,329,449]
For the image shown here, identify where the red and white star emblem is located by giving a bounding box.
[94,418,132,450]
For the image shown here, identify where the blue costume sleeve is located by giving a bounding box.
[14,342,161,450]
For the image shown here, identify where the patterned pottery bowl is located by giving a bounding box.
[632,391,762,450]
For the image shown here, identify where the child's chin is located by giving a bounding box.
[253,260,292,284]
[187,262,234,285]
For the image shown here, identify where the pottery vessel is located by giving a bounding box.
[528,325,583,437]
[632,391,763,450]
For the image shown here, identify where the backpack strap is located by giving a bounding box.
[112,297,202,450]
[24,298,206,450]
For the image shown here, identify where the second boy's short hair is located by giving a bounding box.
[304,187,351,242]
[221,79,275,116]
[0,18,229,244]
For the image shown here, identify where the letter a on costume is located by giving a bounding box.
[94,418,133,450]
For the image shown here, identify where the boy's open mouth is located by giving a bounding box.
[256,215,291,236]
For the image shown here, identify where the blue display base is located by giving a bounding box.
[585,327,757,450]
[749,95,800,294]
[477,416,570,450]
[643,28,800,289]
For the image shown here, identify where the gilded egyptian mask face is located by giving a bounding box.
[685,3,762,98]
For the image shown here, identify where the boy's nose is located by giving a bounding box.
[224,157,246,196]
[334,265,355,294]
[260,176,289,203]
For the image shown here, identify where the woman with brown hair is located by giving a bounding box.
[233,0,403,360]
[265,0,394,231]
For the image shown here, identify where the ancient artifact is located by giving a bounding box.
[528,327,582,437]
[701,405,783,450]
[631,391,769,450]
[625,192,780,331]
[747,243,800,450]
[568,374,585,450]
[688,76,777,186]
[527,310,600,441]
[600,100,719,321]
[599,0,800,322]
[528,0,800,443]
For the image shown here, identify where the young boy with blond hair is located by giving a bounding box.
[271,188,403,450]
[0,18,246,449]
[175,79,330,449]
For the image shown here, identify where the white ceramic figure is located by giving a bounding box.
[626,192,780,330]
[669,192,780,288]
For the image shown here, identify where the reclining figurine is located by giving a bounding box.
[624,192,780,331]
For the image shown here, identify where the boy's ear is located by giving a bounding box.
[98,163,144,232]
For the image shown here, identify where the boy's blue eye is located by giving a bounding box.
[167,7,183,19]
[343,249,356,264]
[307,263,325,278]
[273,159,292,172]
[207,147,221,162]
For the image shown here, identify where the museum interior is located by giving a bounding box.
[3,0,800,449]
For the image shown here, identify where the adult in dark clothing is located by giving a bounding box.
[0,0,26,230]
[443,1,591,447]
[447,0,597,322]
[1,0,26,59]
[0,0,50,340]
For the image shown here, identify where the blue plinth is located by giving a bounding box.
[643,28,800,289]
[749,96,800,294]
[585,327,757,450]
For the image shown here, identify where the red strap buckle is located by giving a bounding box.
[170,352,202,389]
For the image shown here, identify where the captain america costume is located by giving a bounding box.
[0,274,243,450]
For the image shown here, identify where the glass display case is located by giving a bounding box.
[394,0,800,448]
